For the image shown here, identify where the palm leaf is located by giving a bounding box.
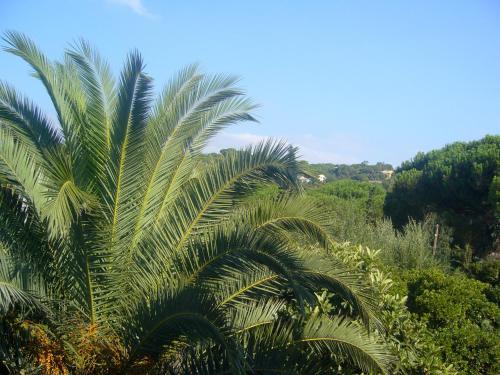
[297,316,394,374]
[0,81,61,151]
[66,39,116,185]
[106,50,152,249]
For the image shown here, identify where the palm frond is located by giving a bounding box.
[167,140,298,238]
[214,267,281,308]
[66,39,116,185]
[3,32,78,140]
[236,195,334,249]
[0,127,44,204]
[299,253,382,330]
[106,50,153,249]
[0,81,61,151]
[129,72,255,250]
[297,316,394,374]
[229,299,285,334]
[124,286,244,374]
[41,150,96,238]
[127,140,300,292]
[176,225,314,310]
[0,188,53,285]
[0,246,47,316]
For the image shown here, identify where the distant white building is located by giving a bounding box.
[318,174,327,183]
[381,170,394,179]
[298,175,312,184]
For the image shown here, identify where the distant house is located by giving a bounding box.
[298,175,312,184]
[381,170,394,179]
[318,174,327,183]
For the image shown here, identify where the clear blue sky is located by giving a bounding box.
[1,0,499,166]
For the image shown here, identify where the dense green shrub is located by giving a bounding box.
[464,257,500,305]
[400,268,500,374]
[468,259,500,287]
[333,245,500,374]
[365,217,452,270]
[305,180,452,269]
[333,244,457,374]
[307,180,386,222]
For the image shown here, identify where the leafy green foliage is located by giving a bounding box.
[305,181,452,269]
[300,161,500,374]
[365,217,452,270]
[334,244,457,374]
[384,136,500,255]
[400,268,500,374]
[467,259,500,287]
[307,180,386,222]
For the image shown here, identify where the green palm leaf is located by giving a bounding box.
[298,316,393,374]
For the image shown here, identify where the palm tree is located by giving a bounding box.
[0,32,393,374]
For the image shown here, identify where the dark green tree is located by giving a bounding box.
[384,136,500,255]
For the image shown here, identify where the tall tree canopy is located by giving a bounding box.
[384,135,500,255]
[0,32,393,374]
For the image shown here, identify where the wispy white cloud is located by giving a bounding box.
[288,133,365,164]
[206,131,368,164]
[107,0,154,17]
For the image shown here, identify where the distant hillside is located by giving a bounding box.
[299,161,393,182]
[204,149,394,182]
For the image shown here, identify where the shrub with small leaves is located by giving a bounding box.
[400,268,500,375]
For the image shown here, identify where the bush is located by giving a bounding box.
[468,259,500,287]
[332,244,500,374]
[306,181,453,270]
[334,244,457,374]
[321,209,452,270]
[400,268,500,374]
[307,179,386,222]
